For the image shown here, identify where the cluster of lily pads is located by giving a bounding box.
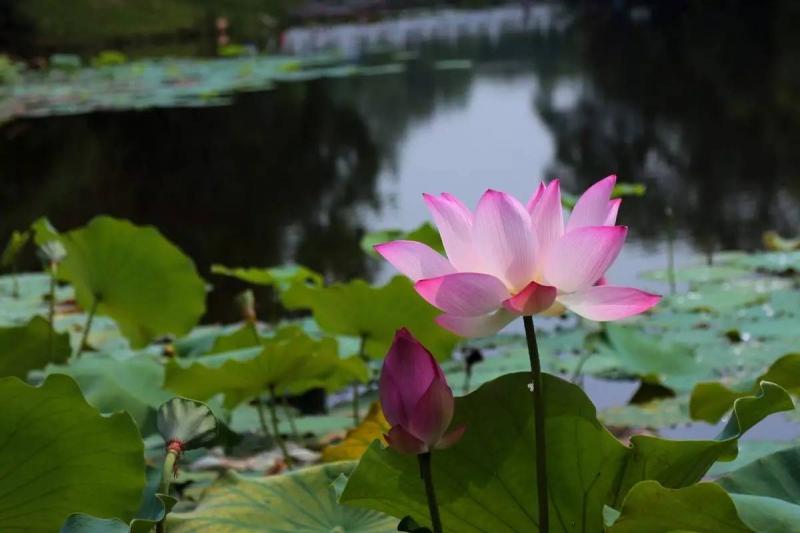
[0,196,798,531]
[0,50,469,124]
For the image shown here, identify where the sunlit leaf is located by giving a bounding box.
[58,216,206,348]
[281,276,459,361]
[211,263,322,292]
[164,326,341,408]
[322,402,390,462]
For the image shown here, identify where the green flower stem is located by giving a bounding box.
[352,334,367,426]
[665,206,677,295]
[47,262,57,359]
[268,385,293,467]
[523,315,549,533]
[352,380,361,427]
[282,395,300,441]
[75,297,99,358]
[249,321,261,346]
[156,449,179,533]
[417,452,443,533]
[256,399,272,440]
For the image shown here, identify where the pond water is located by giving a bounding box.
[2,1,799,326]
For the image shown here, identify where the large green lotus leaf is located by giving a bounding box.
[62,468,177,533]
[341,373,790,531]
[707,440,798,478]
[211,263,322,291]
[58,216,206,348]
[690,354,800,423]
[281,276,459,360]
[45,353,172,431]
[717,445,800,532]
[640,264,750,283]
[607,481,751,532]
[0,315,70,378]
[361,222,444,258]
[164,326,340,408]
[169,462,397,532]
[1,229,30,268]
[0,373,144,531]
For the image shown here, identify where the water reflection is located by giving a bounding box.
[1,2,799,321]
[0,82,383,320]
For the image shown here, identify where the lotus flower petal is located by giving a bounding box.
[544,226,627,292]
[435,425,467,450]
[557,285,661,321]
[385,425,428,455]
[415,272,509,316]
[374,240,455,282]
[566,174,617,232]
[503,281,557,315]
[526,182,546,213]
[529,180,564,261]
[379,329,441,428]
[605,198,622,226]
[424,193,477,271]
[472,190,536,290]
[408,378,454,447]
[436,308,516,337]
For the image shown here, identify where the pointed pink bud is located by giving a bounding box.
[379,328,465,454]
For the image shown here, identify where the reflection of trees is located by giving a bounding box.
[535,0,800,252]
[0,80,380,321]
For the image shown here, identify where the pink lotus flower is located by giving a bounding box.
[379,328,466,454]
[376,175,660,337]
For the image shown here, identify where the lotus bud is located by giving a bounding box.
[236,289,257,323]
[379,328,465,454]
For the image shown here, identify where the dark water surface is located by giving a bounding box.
[2,2,800,323]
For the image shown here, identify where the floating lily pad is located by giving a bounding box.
[641,264,750,284]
